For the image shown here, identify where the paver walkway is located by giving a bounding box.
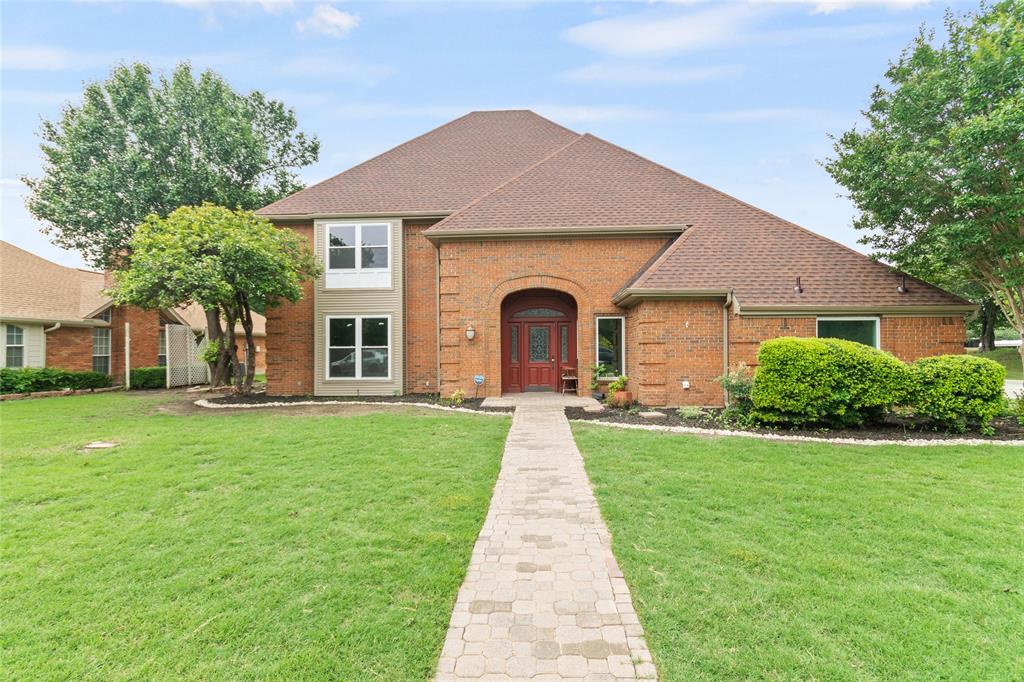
[436,394,657,681]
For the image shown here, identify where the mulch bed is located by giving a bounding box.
[567,406,1024,442]
[207,392,514,413]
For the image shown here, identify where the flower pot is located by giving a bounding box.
[610,390,632,407]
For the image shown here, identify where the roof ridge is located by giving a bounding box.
[428,133,586,231]
[1,240,101,276]
[258,112,479,214]
[259,110,581,216]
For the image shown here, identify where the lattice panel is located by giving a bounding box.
[165,324,209,388]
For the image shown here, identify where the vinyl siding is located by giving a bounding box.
[313,219,405,396]
[2,322,45,368]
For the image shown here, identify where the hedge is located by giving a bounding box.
[911,354,1005,433]
[751,337,911,427]
[129,366,166,390]
[0,367,113,395]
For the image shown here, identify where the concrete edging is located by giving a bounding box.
[193,398,511,417]
[569,418,1024,447]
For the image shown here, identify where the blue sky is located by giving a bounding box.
[2,0,966,268]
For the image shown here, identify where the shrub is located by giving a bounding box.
[0,367,113,394]
[751,337,911,427]
[129,366,166,390]
[441,388,466,407]
[676,405,706,420]
[717,364,754,407]
[910,355,1005,434]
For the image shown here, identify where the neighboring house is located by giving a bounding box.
[256,110,974,406]
[0,241,187,380]
[177,304,268,374]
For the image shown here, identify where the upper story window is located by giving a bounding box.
[5,324,24,368]
[324,222,392,289]
[817,317,879,349]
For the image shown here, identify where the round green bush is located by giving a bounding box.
[910,355,1005,433]
[751,337,912,427]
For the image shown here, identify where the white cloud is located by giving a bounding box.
[163,0,293,12]
[750,0,933,13]
[0,45,113,71]
[564,5,753,57]
[558,62,742,85]
[296,5,360,38]
[525,104,664,123]
[2,89,79,107]
[704,107,826,122]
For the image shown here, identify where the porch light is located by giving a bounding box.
[466,324,476,340]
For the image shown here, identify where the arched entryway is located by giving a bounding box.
[501,289,578,393]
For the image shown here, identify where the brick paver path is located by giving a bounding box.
[436,396,656,681]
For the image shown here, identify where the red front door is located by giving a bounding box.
[524,323,556,391]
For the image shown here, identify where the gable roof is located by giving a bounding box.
[425,134,697,236]
[256,110,579,218]
[0,241,109,324]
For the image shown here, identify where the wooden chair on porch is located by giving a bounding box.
[560,366,578,395]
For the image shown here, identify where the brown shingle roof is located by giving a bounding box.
[177,302,266,337]
[426,134,701,234]
[0,241,109,323]
[256,110,579,217]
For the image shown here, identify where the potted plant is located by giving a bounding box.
[590,362,609,400]
[605,375,631,407]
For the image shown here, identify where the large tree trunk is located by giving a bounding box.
[205,307,232,387]
[239,295,257,395]
[978,298,998,352]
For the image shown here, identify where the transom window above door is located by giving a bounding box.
[512,307,565,318]
[323,221,392,289]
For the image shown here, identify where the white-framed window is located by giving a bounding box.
[95,308,112,323]
[816,316,879,349]
[326,315,391,380]
[595,316,625,378]
[5,324,24,368]
[324,221,392,289]
[92,327,111,374]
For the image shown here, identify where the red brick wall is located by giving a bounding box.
[404,220,441,393]
[111,305,161,381]
[628,299,726,406]
[728,314,816,368]
[880,316,965,361]
[44,326,93,372]
[437,236,670,398]
[265,223,315,395]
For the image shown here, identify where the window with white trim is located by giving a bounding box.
[92,327,111,374]
[5,324,24,368]
[157,321,167,367]
[595,317,625,378]
[326,316,390,379]
[96,308,112,323]
[816,317,879,348]
[324,222,392,289]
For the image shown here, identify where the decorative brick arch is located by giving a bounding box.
[483,275,594,396]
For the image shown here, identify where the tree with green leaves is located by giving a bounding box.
[825,1,1024,362]
[111,205,321,394]
[23,61,319,382]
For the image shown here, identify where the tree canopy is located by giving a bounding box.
[111,204,321,393]
[825,1,1024,349]
[24,62,319,270]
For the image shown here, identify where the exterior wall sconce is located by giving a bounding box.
[465,325,476,340]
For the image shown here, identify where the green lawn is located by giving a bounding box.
[575,425,1024,681]
[1,392,509,680]
[969,346,1022,380]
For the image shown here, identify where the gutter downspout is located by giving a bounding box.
[722,291,733,407]
[43,322,62,333]
[435,243,442,395]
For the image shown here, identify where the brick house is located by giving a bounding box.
[256,111,973,406]
[1,242,269,381]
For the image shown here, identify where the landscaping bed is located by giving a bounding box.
[207,391,514,413]
[567,405,1024,441]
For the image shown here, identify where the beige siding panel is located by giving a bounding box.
[2,323,45,368]
[313,219,405,396]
